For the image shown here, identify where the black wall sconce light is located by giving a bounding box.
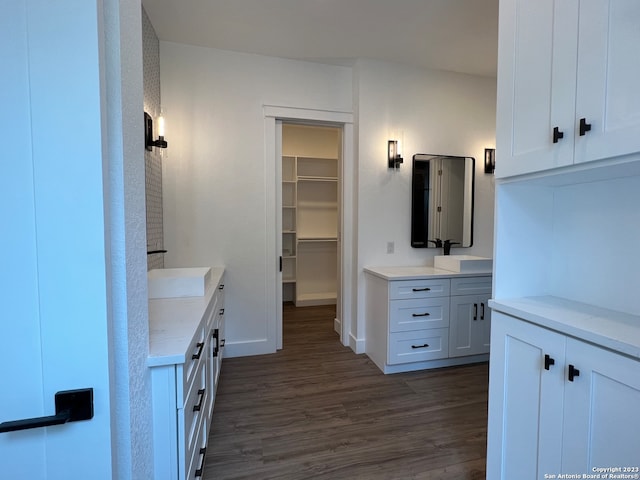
[388,140,403,169]
[144,112,168,151]
[484,148,495,174]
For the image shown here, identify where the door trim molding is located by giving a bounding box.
[264,105,355,350]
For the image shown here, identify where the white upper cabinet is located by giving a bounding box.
[497,0,640,178]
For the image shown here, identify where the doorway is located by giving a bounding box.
[264,105,354,352]
[280,123,341,346]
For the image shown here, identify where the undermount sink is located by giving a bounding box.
[434,255,492,273]
[148,267,212,298]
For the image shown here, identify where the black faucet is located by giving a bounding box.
[443,239,460,255]
[428,238,443,248]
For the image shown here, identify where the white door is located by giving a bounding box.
[1,1,114,477]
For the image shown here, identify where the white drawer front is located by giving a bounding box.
[388,328,449,364]
[177,322,207,404]
[389,298,449,332]
[186,414,207,480]
[180,356,207,476]
[451,276,492,296]
[389,279,450,300]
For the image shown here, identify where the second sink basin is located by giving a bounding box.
[434,255,492,273]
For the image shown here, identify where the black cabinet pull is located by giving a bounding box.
[553,126,564,143]
[480,303,485,320]
[193,388,206,412]
[0,388,93,433]
[412,287,431,292]
[212,329,219,358]
[219,308,224,316]
[544,354,555,370]
[192,342,205,360]
[195,447,207,477]
[279,256,282,272]
[568,364,580,382]
[412,312,431,317]
[473,303,478,321]
[219,284,224,290]
[411,343,429,349]
[579,118,592,136]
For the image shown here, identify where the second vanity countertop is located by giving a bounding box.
[364,265,492,281]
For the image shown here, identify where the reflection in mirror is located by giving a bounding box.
[411,154,475,249]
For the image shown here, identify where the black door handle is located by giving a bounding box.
[473,303,478,321]
[0,388,93,433]
[480,303,485,320]
[568,364,580,382]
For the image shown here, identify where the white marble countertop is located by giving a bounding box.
[490,296,640,360]
[364,265,492,281]
[147,267,225,367]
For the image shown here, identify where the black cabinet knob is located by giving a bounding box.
[544,354,555,370]
[553,126,564,143]
[568,364,580,382]
[579,118,592,136]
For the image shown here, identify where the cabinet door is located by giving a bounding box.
[496,0,578,177]
[575,0,640,165]
[449,295,490,357]
[486,313,566,480]
[561,338,640,472]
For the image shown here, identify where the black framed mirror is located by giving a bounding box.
[411,154,475,248]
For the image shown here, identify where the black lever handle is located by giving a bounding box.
[544,354,555,370]
[568,364,580,381]
[0,388,93,433]
[553,126,564,143]
[579,118,592,136]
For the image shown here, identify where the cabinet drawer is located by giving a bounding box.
[388,328,449,364]
[178,322,207,405]
[389,298,449,332]
[186,414,207,480]
[451,276,492,296]
[389,279,450,300]
[180,356,207,474]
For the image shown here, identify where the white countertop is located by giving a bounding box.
[147,267,225,367]
[490,296,640,360]
[364,265,492,280]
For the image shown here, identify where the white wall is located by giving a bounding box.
[160,42,353,356]
[160,43,496,356]
[354,59,497,348]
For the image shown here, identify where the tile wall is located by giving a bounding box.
[143,7,164,270]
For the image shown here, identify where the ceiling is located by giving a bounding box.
[142,0,499,78]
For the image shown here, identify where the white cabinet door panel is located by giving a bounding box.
[562,338,640,472]
[575,0,640,164]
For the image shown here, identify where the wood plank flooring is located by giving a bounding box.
[204,304,488,480]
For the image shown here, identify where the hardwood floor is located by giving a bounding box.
[204,304,488,479]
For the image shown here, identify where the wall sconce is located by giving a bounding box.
[388,140,403,169]
[144,112,168,151]
[484,148,495,174]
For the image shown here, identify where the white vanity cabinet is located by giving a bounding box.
[497,0,640,178]
[148,268,225,480]
[364,267,492,374]
[487,307,640,480]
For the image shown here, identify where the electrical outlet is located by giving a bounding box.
[387,241,394,254]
